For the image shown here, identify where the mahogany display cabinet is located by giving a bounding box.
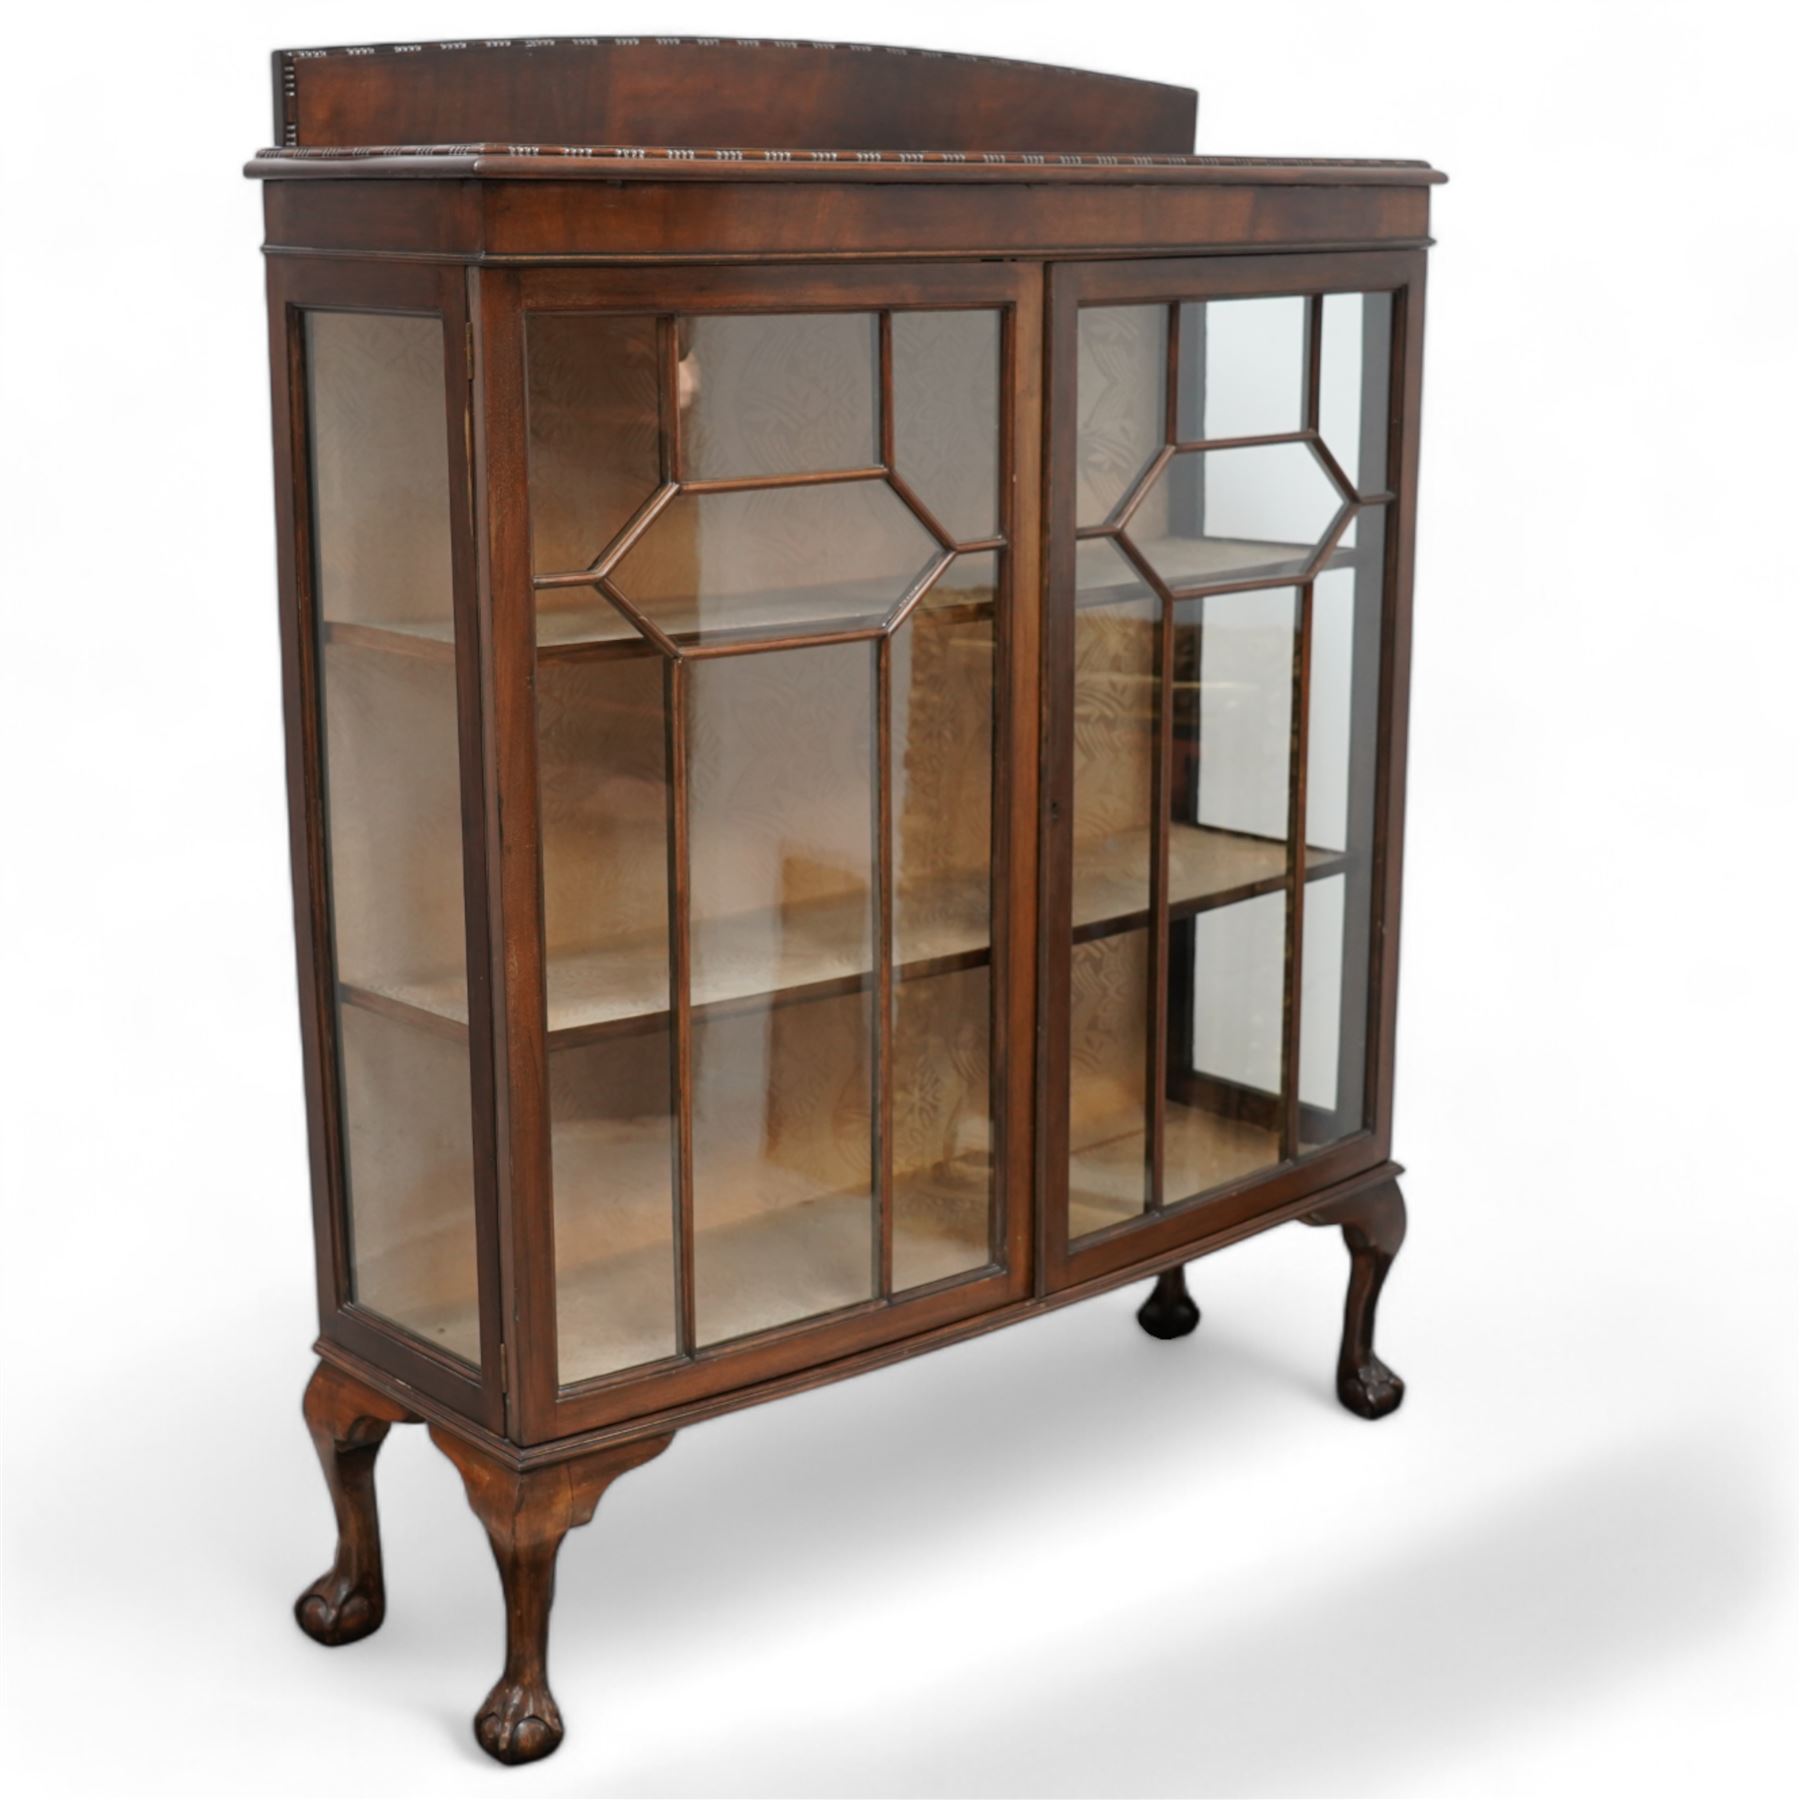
[251,36,1442,1766]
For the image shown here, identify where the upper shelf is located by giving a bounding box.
[252,37,1444,188]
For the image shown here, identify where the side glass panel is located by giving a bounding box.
[1065,286,1393,1245]
[306,309,480,1363]
[523,305,1005,1384]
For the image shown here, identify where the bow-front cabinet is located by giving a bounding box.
[250,35,1442,1766]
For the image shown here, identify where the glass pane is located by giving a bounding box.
[1299,511,1387,1150]
[537,656,671,1036]
[688,643,876,1344]
[1076,304,1166,527]
[1168,893,1287,1203]
[1320,292,1394,494]
[1072,540,1158,929]
[551,1032,677,1381]
[306,309,479,1363]
[539,655,679,1386]
[1068,539,1157,1241]
[685,312,879,479]
[610,481,939,646]
[526,312,662,580]
[1176,296,1306,442]
[1135,442,1348,593]
[337,1008,480,1362]
[892,555,997,1288]
[892,309,1001,544]
[1163,586,1294,1205]
[1069,928,1151,1238]
[307,312,453,631]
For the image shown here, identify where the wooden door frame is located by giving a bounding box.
[471,259,1044,1443]
[1037,247,1427,1294]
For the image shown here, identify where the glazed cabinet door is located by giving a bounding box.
[269,258,505,1428]
[477,264,1041,1440]
[1040,251,1423,1289]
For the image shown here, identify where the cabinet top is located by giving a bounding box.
[249,36,1443,187]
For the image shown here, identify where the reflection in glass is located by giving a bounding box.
[1076,304,1166,527]
[685,312,879,479]
[306,308,479,1363]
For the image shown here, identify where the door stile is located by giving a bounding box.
[1279,578,1315,1161]
[663,656,698,1357]
[873,632,896,1299]
[468,263,559,1443]
[1036,265,1080,1295]
[1368,252,1429,1158]
[1000,290,1045,1293]
[439,262,510,1435]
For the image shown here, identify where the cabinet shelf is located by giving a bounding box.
[334,822,1346,1047]
[323,593,998,666]
[1078,533,1356,604]
[1072,824,1349,944]
[375,1112,993,1378]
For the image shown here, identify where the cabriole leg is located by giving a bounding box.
[1136,1263,1201,1339]
[295,1360,419,1645]
[1305,1177,1408,1419]
[431,1426,674,1766]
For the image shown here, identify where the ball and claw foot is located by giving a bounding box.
[1339,1354,1405,1421]
[1136,1266,1201,1339]
[476,1676,565,1766]
[294,1570,385,1646]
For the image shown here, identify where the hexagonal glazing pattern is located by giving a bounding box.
[607,479,946,648]
[1131,440,1353,595]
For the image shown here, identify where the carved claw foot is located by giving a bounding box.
[431,1424,674,1768]
[1338,1354,1405,1420]
[295,1567,385,1646]
[1136,1265,1201,1339]
[1305,1176,1408,1422]
[297,1361,416,1647]
[475,1675,565,1765]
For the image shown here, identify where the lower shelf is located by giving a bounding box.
[1069,1107,1278,1243]
[388,1177,993,1387]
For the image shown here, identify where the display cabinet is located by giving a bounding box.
[251,36,1441,1766]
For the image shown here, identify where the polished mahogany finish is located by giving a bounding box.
[253,35,1439,1767]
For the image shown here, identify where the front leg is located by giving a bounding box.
[431,1426,673,1766]
[1136,1263,1201,1339]
[1305,1177,1408,1419]
[295,1360,418,1645]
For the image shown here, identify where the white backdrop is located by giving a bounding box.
[2,3,1795,1795]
